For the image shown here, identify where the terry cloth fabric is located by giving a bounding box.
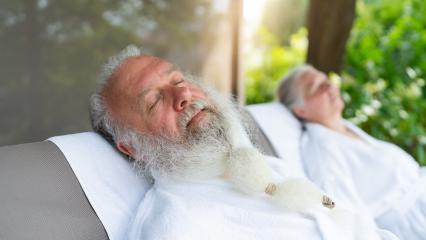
[48,132,151,240]
[301,120,426,240]
[246,102,306,178]
[128,156,398,240]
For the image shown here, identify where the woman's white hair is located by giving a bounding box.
[277,64,314,109]
[89,44,143,148]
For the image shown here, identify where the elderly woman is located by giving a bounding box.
[277,65,426,240]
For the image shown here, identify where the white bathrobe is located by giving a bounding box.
[128,156,398,240]
[301,120,426,240]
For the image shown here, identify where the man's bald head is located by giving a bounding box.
[90,45,220,158]
[90,45,143,146]
[100,56,175,132]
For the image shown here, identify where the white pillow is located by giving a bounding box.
[48,132,150,240]
[246,102,306,178]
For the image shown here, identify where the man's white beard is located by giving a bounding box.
[131,83,243,182]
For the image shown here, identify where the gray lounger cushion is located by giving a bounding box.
[243,110,279,158]
[0,141,109,240]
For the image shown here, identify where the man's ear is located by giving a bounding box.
[116,142,135,158]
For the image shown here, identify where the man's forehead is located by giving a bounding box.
[117,56,180,87]
[102,56,179,114]
[125,56,176,77]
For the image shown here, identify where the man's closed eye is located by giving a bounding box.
[175,79,185,85]
[149,96,161,112]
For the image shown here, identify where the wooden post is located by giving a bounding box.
[307,0,356,73]
[230,0,243,102]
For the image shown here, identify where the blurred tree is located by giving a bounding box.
[307,0,356,73]
[261,0,308,46]
[0,0,216,145]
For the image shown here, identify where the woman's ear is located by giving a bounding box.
[292,106,306,120]
[116,142,135,158]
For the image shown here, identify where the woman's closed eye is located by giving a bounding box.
[319,82,331,91]
[315,82,331,94]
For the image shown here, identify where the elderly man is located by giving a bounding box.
[278,65,426,240]
[89,46,397,240]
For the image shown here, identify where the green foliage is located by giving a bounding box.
[261,0,308,45]
[245,27,307,104]
[343,0,426,165]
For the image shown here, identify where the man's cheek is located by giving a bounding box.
[191,89,208,99]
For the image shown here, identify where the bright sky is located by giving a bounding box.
[243,0,267,33]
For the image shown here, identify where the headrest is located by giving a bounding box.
[48,132,150,240]
[246,102,306,178]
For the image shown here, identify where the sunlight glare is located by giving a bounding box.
[243,0,267,28]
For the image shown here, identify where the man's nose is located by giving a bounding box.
[172,86,192,111]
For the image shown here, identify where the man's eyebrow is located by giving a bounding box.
[138,65,180,105]
[142,65,178,90]
[139,88,151,100]
[163,65,180,76]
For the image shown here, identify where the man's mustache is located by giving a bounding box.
[178,100,210,129]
